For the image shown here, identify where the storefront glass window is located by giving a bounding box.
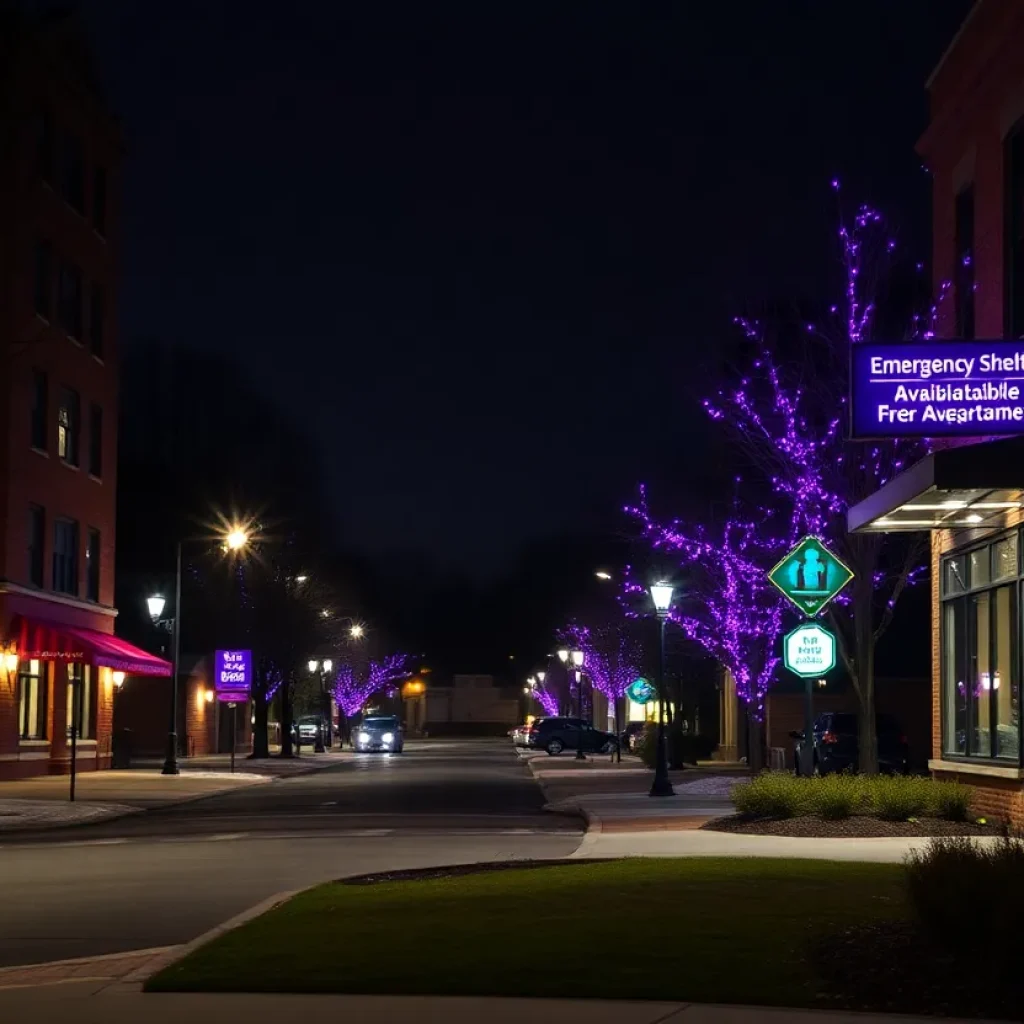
[942,532,1022,763]
[18,659,46,740]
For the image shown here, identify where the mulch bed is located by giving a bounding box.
[808,920,1022,1019]
[704,813,1001,838]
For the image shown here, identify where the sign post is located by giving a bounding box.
[215,651,252,765]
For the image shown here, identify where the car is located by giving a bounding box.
[293,715,329,747]
[354,715,404,753]
[791,712,909,775]
[525,716,618,756]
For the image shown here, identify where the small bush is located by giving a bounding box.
[906,835,1024,973]
[635,725,658,769]
[931,780,972,822]
[805,773,863,820]
[732,771,806,819]
[866,774,932,821]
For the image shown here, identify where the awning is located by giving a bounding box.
[847,437,1024,534]
[11,616,172,676]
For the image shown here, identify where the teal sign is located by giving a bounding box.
[767,536,854,617]
[627,677,656,704]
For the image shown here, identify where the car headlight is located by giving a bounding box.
[358,732,370,744]
[382,732,394,744]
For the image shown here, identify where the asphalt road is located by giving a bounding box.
[0,739,582,967]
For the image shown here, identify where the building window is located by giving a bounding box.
[86,528,100,601]
[58,262,83,340]
[67,664,93,741]
[941,534,1021,762]
[954,185,975,339]
[53,519,79,596]
[89,403,102,477]
[28,505,45,587]
[1005,121,1024,338]
[36,111,54,183]
[18,660,46,740]
[35,241,52,319]
[93,166,107,236]
[60,133,85,213]
[58,387,80,465]
[31,369,48,451]
[88,283,104,358]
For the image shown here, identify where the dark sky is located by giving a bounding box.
[75,0,971,579]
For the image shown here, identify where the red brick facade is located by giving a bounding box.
[0,14,124,779]
[921,1,1024,824]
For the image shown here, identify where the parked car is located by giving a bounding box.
[620,722,647,752]
[525,717,618,756]
[790,712,908,775]
[293,715,328,747]
[354,715,404,753]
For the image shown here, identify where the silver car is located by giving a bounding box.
[354,715,404,753]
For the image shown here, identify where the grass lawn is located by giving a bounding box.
[147,858,908,1007]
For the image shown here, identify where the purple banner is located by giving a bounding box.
[851,341,1024,438]
[214,649,252,703]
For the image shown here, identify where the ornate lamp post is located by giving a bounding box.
[649,582,675,798]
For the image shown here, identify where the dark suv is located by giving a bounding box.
[526,717,618,756]
[791,712,908,775]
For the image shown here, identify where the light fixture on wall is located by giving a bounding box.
[204,688,214,704]
[112,671,126,689]
[3,650,18,673]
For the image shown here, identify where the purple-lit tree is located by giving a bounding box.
[699,185,943,772]
[332,653,412,718]
[626,491,788,770]
[560,621,645,731]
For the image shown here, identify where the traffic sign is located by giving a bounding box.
[626,677,656,704]
[768,536,854,616]
[784,623,837,678]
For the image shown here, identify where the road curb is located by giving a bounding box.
[111,889,300,991]
[542,800,602,834]
[0,803,144,835]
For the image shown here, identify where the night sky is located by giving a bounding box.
[77,0,971,580]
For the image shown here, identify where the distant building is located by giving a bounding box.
[0,10,168,779]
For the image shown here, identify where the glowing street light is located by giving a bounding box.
[225,527,249,551]
[147,595,167,622]
[349,623,365,639]
[595,570,612,580]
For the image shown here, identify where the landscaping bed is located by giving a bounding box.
[705,813,999,838]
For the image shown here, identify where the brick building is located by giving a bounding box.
[0,11,168,779]
[849,0,1024,822]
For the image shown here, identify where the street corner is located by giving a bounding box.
[0,798,139,833]
[0,947,176,992]
[542,797,602,834]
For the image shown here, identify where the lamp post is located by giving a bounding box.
[557,647,587,759]
[649,581,675,798]
[307,658,334,752]
[150,525,250,776]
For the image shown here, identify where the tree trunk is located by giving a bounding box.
[853,575,879,774]
[746,709,764,773]
[249,691,270,759]
[279,682,295,758]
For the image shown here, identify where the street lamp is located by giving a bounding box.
[151,523,251,776]
[649,581,675,797]
[307,658,334,752]
[558,648,587,759]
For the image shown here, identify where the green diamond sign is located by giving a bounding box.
[768,535,854,617]
[626,677,656,705]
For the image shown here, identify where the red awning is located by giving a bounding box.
[12,616,172,676]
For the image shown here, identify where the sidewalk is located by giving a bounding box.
[0,982,1004,1023]
[0,751,351,832]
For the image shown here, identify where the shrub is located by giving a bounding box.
[906,835,1024,973]
[635,725,658,769]
[930,780,972,822]
[866,774,932,821]
[732,771,806,819]
[805,772,863,820]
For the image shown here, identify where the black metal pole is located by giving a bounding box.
[314,669,326,752]
[650,615,674,797]
[162,540,182,775]
[575,668,586,760]
[614,694,621,763]
[230,702,236,774]
[800,674,815,776]
[69,672,79,801]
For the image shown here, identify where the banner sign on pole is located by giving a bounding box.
[850,340,1024,439]
[768,536,854,617]
[626,677,656,705]
[214,649,252,703]
[783,623,837,678]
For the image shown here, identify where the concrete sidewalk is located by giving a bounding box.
[0,751,351,831]
[0,982,1004,1023]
